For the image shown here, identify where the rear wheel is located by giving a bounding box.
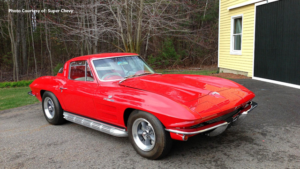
[128,111,172,159]
[42,91,65,125]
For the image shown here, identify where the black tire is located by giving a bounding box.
[42,91,65,125]
[128,110,172,159]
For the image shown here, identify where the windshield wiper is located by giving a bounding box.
[125,72,153,79]
[119,72,154,84]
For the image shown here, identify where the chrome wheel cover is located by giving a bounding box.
[44,97,55,119]
[132,118,156,151]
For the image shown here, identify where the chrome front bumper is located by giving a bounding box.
[166,121,229,135]
[232,101,258,126]
[166,101,258,136]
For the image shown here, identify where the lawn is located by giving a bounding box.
[0,87,39,111]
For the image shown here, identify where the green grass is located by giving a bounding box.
[0,80,34,88]
[155,69,218,75]
[0,87,39,111]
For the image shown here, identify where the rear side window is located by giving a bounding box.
[69,61,94,81]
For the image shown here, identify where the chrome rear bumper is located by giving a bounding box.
[28,91,35,96]
[166,101,258,136]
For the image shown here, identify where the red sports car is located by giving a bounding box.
[29,53,257,159]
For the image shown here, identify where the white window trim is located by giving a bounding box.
[228,0,264,10]
[217,0,221,67]
[253,77,300,89]
[230,14,243,55]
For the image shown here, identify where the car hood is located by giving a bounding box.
[119,74,251,104]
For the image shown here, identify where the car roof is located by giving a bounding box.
[69,53,139,62]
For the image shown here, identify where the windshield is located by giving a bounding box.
[92,56,155,81]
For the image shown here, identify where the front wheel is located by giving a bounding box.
[128,111,172,159]
[42,91,65,125]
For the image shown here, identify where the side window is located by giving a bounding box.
[69,61,94,81]
[69,61,86,81]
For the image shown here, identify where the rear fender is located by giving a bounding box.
[29,76,67,109]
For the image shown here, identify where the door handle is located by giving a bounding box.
[60,87,68,90]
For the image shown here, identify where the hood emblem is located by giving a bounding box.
[210,92,220,95]
[209,92,223,98]
[108,95,113,99]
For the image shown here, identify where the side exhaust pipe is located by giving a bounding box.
[63,112,128,137]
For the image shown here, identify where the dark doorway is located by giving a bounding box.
[254,0,300,85]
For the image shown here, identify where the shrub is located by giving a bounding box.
[147,55,157,68]
[148,38,185,68]
[0,80,34,88]
[54,63,64,75]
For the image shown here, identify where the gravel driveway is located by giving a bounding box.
[1,79,300,169]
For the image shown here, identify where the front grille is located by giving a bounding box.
[190,123,205,129]
[205,109,240,124]
[190,109,240,129]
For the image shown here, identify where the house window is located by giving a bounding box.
[231,15,243,55]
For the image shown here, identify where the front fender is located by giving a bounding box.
[103,86,202,128]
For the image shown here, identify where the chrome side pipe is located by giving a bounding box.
[63,112,128,137]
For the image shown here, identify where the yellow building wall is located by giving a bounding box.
[219,0,255,77]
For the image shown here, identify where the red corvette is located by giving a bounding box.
[29,53,257,159]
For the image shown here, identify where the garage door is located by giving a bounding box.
[254,0,300,85]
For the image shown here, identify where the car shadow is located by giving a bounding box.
[164,127,258,160]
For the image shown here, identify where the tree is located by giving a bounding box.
[50,0,204,55]
[0,0,220,81]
